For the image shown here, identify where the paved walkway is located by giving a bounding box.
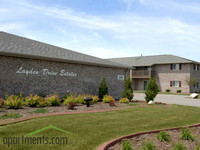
[134,93,200,107]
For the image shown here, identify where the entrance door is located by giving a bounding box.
[143,80,148,90]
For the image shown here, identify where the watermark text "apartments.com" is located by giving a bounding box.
[3,135,68,147]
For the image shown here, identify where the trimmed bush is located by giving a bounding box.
[122,139,133,150]
[37,99,51,107]
[92,96,99,103]
[119,98,130,103]
[64,95,76,105]
[181,128,194,141]
[157,131,171,142]
[122,76,133,100]
[145,77,159,103]
[166,89,171,93]
[177,90,182,93]
[98,77,108,100]
[102,95,115,103]
[25,94,43,107]
[45,94,60,106]
[4,95,24,109]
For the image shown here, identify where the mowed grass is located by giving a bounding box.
[1,105,200,150]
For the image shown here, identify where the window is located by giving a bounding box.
[118,75,125,80]
[171,64,180,70]
[170,81,181,87]
[194,64,199,71]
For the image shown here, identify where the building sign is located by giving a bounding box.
[118,75,125,80]
[16,67,77,77]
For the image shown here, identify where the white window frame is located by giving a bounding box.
[118,75,125,80]
[194,64,198,71]
[172,81,180,87]
[172,64,180,70]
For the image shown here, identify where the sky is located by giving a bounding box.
[1,0,200,61]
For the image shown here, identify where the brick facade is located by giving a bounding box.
[0,56,128,99]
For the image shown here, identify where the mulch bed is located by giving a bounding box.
[107,126,200,150]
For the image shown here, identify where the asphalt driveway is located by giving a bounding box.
[134,93,200,107]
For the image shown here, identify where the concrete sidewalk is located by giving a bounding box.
[134,93,200,107]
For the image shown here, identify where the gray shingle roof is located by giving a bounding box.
[107,55,199,67]
[0,31,130,69]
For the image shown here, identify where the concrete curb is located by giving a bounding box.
[97,123,200,150]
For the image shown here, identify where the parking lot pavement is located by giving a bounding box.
[134,93,200,107]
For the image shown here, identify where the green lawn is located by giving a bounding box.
[1,105,200,150]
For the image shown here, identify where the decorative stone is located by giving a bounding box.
[148,101,155,104]
[190,93,199,99]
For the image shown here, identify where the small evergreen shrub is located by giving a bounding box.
[157,131,171,142]
[142,141,156,150]
[4,95,24,109]
[177,90,182,93]
[0,113,23,120]
[64,95,77,105]
[67,102,76,109]
[25,94,43,107]
[172,143,186,150]
[32,108,49,113]
[122,76,133,100]
[119,98,130,103]
[181,128,194,141]
[166,89,171,93]
[98,77,108,100]
[145,77,159,103]
[102,95,115,103]
[45,94,60,106]
[122,139,133,150]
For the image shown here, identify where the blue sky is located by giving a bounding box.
[1,0,200,61]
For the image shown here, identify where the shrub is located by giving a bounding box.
[109,101,115,106]
[98,77,108,100]
[4,95,24,109]
[195,143,200,150]
[157,131,171,142]
[25,94,43,107]
[92,96,99,103]
[119,98,130,103]
[122,139,133,150]
[75,94,85,104]
[45,94,60,106]
[31,108,49,113]
[67,102,76,109]
[37,99,51,107]
[0,113,23,120]
[122,76,133,100]
[145,77,159,103]
[0,98,4,107]
[177,90,182,93]
[166,89,171,93]
[181,128,194,141]
[142,141,156,150]
[64,95,76,105]
[102,95,115,103]
[172,143,186,150]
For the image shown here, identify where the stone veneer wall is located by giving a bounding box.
[0,55,128,99]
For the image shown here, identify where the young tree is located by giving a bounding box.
[185,76,197,92]
[145,77,159,102]
[122,76,133,100]
[98,77,108,100]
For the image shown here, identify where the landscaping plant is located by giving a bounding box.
[92,96,99,103]
[181,128,195,141]
[45,94,60,106]
[98,77,108,100]
[4,95,24,109]
[64,95,76,105]
[0,98,4,107]
[102,95,115,103]
[25,94,43,107]
[145,77,159,103]
[122,76,133,101]
[172,143,186,150]
[109,101,115,106]
[122,139,133,150]
[157,131,171,142]
[67,102,76,109]
[31,108,49,113]
[166,89,171,93]
[119,98,130,103]
[177,90,182,93]
[0,113,23,120]
[194,143,200,150]
[37,99,51,107]
[142,141,156,150]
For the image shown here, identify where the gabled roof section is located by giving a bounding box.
[0,32,130,69]
[107,54,199,67]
